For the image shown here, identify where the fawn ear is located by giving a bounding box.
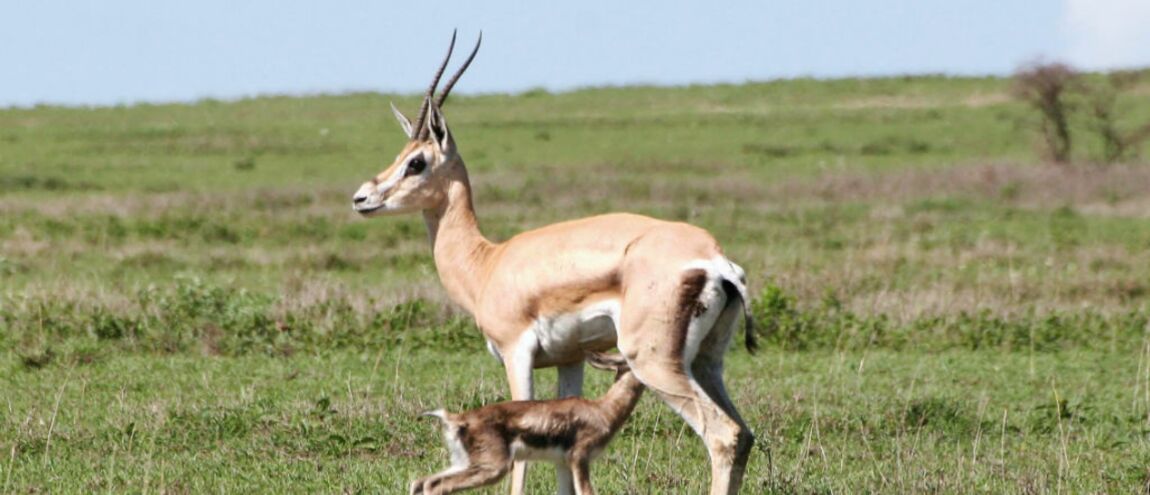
[586,352,629,372]
[420,409,449,423]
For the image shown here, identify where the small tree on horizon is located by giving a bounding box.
[1012,62,1080,163]
[1086,70,1150,164]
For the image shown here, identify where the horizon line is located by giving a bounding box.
[5,65,1149,112]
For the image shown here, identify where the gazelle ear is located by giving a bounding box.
[390,102,414,139]
[426,103,454,154]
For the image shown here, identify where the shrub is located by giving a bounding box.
[1085,70,1150,163]
[1012,62,1080,163]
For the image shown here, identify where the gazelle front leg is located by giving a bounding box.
[411,464,509,495]
[557,361,584,398]
[553,362,585,495]
[501,333,538,495]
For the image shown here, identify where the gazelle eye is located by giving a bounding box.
[405,156,426,177]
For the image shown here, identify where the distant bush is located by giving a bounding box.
[1013,63,1150,164]
[4,278,1148,369]
[752,282,1148,352]
[520,87,551,98]
[1,277,479,364]
[1012,62,1079,163]
[0,175,101,192]
[1084,70,1150,163]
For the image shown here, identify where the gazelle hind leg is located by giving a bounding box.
[692,297,750,420]
[691,288,756,489]
[617,269,754,495]
[692,361,754,490]
[628,360,752,495]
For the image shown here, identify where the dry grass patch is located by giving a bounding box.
[777,162,1150,214]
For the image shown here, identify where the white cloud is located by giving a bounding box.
[1062,0,1150,69]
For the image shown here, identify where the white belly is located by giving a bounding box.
[510,440,568,463]
[531,299,620,359]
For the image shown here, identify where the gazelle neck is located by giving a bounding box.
[422,162,494,314]
[600,372,645,432]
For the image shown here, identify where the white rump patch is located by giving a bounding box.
[678,256,747,366]
[439,415,470,470]
[681,256,746,284]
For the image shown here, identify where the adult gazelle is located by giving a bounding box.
[352,32,757,495]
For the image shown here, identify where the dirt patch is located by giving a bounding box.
[773,162,1150,216]
[832,92,1010,111]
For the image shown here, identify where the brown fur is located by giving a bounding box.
[411,353,644,495]
[525,272,621,320]
[669,269,710,357]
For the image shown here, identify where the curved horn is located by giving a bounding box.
[412,29,457,140]
[434,32,483,109]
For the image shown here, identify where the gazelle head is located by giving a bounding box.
[352,31,481,216]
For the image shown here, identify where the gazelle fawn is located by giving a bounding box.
[354,31,756,494]
[411,353,644,495]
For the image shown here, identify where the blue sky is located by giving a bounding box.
[2,0,1148,107]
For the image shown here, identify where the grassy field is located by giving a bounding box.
[3,73,1150,493]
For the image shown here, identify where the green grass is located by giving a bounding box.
[4,350,1149,493]
[3,72,1150,493]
